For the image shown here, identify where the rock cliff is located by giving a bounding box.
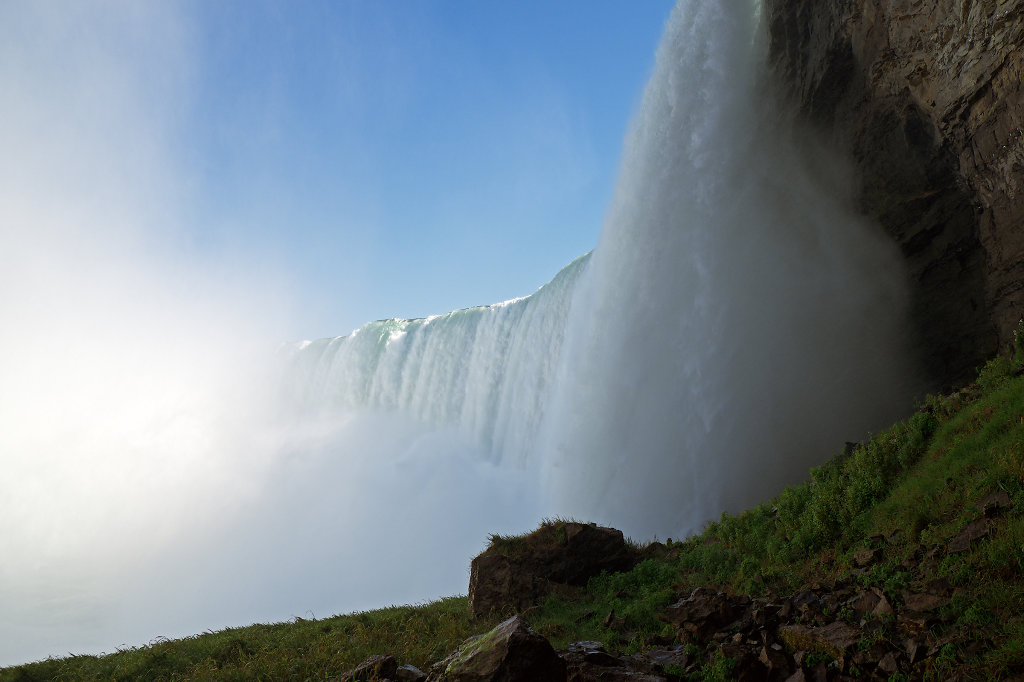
[764,0,1023,387]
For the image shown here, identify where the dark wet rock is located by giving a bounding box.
[566,641,622,667]
[563,647,675,682]
[663,588,745,640]
[468,522,638,618]
[897,610,933,636]
[759,644,792,679]
[752,602,782,629]
[566,667,670,682]
[981,490,1013,516]
[635,645,693,670]
[396,664,428,682]
[904,638,924,666]
[851,641,889,669]
[877,651,900,675]
[338,654,399,682]
[428,616,565,682]
[790,590,818,610]
[807,660,829,682]
[847,590,880,618]
[902,591,947,612]
[852,548,878,567]
[778,622,860,661]
[718,643,769,682]
[948,518,989,553]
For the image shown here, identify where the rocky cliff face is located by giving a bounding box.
[764,0,1023,387]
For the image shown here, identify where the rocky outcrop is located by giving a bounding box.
[352,495,1019,681]
[427,616,565,682]
[468,522,639,619]
[764,0,1024,387]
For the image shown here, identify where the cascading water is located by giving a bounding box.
[537,1,918,536]
[283,254,589,467]
[286,1,918,541]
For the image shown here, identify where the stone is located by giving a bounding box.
[566,641,621,668]
[663,588,745,640]
[948,518,989,553]
[566,667,668,682]
[897,611,931,635]
[852,548,878,567]
[759,644,792,677]
[902,591,947,612]
[636,646,693,670]
[980,490,1012,516]
[778,622,860,661]
[877,651,900,675]
[563,648,674,682]
[905,638,924,665]
[848,591,881,618]
[468,522,638,618]
[396,664,428,682]
[338,654,399,682]
[871,591,894,617]
[428,616,565,682]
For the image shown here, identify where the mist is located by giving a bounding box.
[0,2,542,665]
[2,0,921,668]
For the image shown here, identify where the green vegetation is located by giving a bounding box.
[6,342,1024,680]
[1,599,503,682]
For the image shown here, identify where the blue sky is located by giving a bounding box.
[0,2,674,342]
[174,1,676,338]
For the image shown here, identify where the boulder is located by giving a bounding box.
[428,616,565,682]
[948,518,989,553]
[468,522,638,618]
[338,654,399,682]
[852,548,878,567]
[563,650,672,682]
[396,664,428,682]
[663,588,745,640]
[901,591,947,612]
[778,622,860,662]
[980,490,1012,516]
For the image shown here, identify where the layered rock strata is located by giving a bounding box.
[764,0,1024,386]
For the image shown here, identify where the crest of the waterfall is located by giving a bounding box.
[536,0,919,538]
[282,253,589,467]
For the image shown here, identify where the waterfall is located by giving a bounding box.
[285,1,917,541]
[283,254,588,467]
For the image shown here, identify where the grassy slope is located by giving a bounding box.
[5,355,1024,681]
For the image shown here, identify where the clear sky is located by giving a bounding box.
[1,1,675,344]
[173,2,676,339]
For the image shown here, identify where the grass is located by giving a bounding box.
[2,599,503,682]
[6,348,1024,680]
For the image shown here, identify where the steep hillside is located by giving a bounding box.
[5,348,1024,680]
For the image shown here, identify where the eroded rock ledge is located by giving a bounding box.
[763,0,1024,387]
